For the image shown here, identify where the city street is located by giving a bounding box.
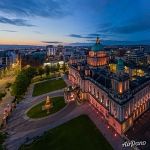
[0,75,15,125]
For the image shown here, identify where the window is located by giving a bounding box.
[100,97,103,103]
[97,91,99,98]
[93,88,95,96]
[102,95,104,100]
[106,99,109,107]
[89,85,91,92]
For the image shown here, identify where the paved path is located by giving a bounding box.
[126,109,150,150]
[4,77,125,150]
[62,74,71,86]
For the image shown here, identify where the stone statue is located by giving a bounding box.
[44,96,53,114]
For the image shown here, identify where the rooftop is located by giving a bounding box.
[91,37,104,52]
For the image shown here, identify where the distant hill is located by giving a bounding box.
[69,40,150,46]
[0,40,150,49]
[0,45,44,50]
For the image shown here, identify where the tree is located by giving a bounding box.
[25,67,37,79]
[0,70,2,79]
[11,72,29,98]
[37,67,44,78]
[57,63,60,72]
[62,62,67,73]
[44,65,50,76]
[53,65,58,76]
[0,92,6,101]
[11,66,37,98]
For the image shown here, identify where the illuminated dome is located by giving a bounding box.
[91,37,104,51]
[87,37,109,67]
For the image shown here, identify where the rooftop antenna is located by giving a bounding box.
[140,45,142,51]
[96,37,100,44]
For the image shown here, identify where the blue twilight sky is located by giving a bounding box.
[0,0,149,45]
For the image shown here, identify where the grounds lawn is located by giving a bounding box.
[32,78,66,96]
[20,115,113,150]
[27,96,66,119]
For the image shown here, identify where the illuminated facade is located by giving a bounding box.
[110,63,145,78]
[66,38,150,135]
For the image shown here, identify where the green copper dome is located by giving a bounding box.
[117,59,124,71]
[91,37,104,52]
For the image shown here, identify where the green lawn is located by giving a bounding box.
[20,115,113,150]
[27,97,66,118]
[32,78,66,96]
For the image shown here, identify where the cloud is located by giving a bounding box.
[0,29,17,32]
[0,0,68,18]
[68,34,98,39]
[98,15,150,34]
[69,34,83,38]
[0,16,35,27]
[87,33,99,37]
[41,41,62,44]
[68,33,110,39]
[112,19,150,34]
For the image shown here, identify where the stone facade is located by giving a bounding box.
[66,38,150,135]
[68,66,150,135]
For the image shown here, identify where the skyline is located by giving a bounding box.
[0,0,149,45]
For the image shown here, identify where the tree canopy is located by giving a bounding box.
[11,67,36,98]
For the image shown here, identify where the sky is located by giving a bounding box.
[0,0,149,45]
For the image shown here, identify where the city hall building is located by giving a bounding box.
[65,37,150,135]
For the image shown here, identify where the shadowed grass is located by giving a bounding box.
[20,115,113,150]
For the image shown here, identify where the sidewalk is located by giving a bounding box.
[85,103,123,150]
[62,74,71,86]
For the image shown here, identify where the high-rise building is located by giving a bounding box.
[46,45,57,56]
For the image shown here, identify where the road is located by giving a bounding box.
[0,76,15,125]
